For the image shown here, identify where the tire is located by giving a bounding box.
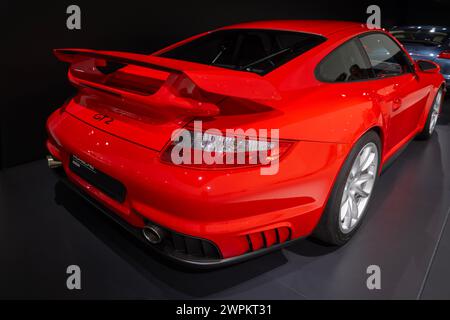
[312,131,381,245]
[416,87,444,140]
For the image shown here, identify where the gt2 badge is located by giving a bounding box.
[93,113,114,124]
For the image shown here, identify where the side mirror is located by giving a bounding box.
[416,60,441,74]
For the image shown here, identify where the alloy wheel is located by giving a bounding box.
[429,89,442,134]
[339,142,379,234]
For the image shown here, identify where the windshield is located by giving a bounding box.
[158,29,326,75]
[390,28,449,45]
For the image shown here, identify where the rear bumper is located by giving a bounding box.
[46,108,350,266]
[54,169,305,269]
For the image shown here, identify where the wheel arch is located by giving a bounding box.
[369,126,384,153]
[352,125,385,161]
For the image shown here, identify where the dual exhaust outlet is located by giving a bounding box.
[47,155,164,245]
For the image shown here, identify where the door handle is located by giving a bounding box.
[392,98,402,111]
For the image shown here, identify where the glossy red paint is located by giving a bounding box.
[47,20,445,264]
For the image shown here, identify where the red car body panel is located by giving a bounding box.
[46,20,445,265]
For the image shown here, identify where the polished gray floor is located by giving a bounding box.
[1,100,450,299]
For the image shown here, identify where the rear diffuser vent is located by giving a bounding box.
[246,227,291,252]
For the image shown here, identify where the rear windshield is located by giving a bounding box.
[390,29,449,45]
[158,29,326,75]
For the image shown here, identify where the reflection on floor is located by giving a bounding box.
[1,100,450,299]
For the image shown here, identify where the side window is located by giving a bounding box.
[360,33,412,78]
[316,39,372,82]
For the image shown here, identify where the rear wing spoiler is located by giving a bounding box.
[54,48,281,116]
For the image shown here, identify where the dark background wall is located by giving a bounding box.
[2,0,450,169]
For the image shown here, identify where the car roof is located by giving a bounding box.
[218,20,374,37]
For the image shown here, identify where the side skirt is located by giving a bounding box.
[380,138,413,174]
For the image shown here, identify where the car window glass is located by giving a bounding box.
[316,39,372,82]
[360,33,411,78]
[159,29,326,75]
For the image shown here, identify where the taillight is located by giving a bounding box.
[161,123,294,168]
[438,50,450,59]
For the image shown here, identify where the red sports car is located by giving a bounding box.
[47,20,445,267]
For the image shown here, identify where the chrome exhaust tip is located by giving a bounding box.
[47,155,62,169]
[142,225,165,245]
